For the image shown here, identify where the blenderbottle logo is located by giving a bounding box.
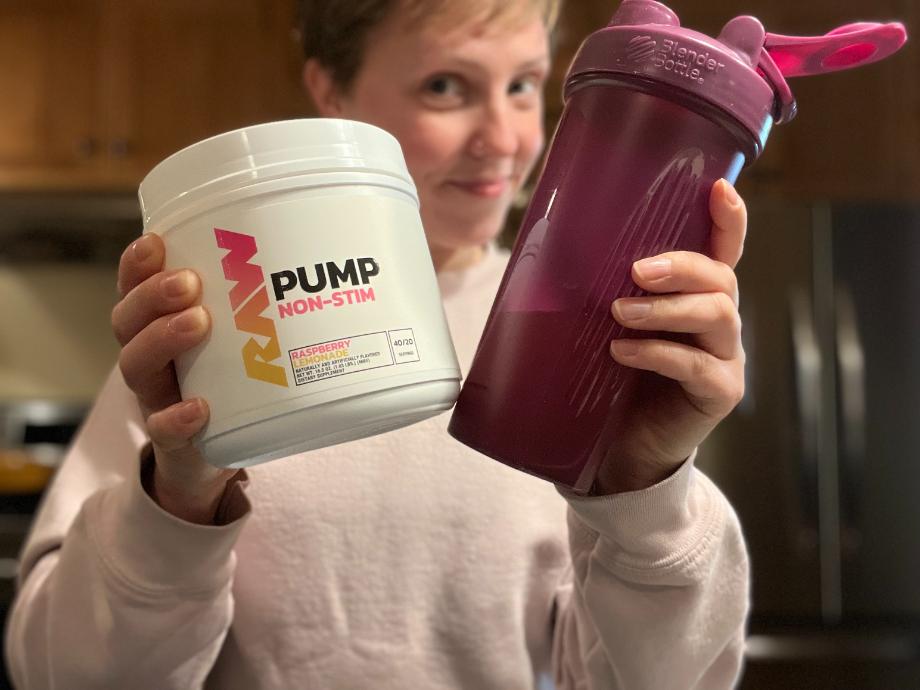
[627,35,657,63]
[214,228,289,388]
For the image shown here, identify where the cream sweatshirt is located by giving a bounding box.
[5,243,749,690]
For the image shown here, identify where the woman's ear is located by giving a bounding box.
[303,59,345,116]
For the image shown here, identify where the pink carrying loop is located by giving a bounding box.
[756,49,797,124]
[763,22,907,78]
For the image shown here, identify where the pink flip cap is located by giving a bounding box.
[764,22,908,78]
[758,21,907,123]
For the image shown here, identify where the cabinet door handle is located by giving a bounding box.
[109,139,131,158]
[75,137,98,158]
[834,284,866,555]
[789,287,821,548]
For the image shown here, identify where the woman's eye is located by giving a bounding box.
[509,75,541,97]
[422,75,466,105]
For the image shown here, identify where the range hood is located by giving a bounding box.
[0,192,141,263]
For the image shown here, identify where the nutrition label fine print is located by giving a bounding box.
[289,329,421,386]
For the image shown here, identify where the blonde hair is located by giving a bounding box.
[299,0,561,90]
[401,0,560,32]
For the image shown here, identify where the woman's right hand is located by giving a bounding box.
[112,232,239,524]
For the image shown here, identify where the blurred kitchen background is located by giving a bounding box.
[0,1,917,688]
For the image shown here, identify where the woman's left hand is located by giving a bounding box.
[595,178,747,494]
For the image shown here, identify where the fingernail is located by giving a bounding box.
[177,400,201,424]
[611,339,640,357]
[163,271,192,298]
[615,300,652,321]
[634,258,671,281]
[169,306,205,333]
[132,235,155,262]
[723,179,741,209]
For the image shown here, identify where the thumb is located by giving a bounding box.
[709,179,747,269]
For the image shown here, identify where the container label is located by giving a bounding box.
[289,329,420,386]
[174,193,461,448]
[214,228,386,388]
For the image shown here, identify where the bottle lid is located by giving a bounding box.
[566,0,908,156]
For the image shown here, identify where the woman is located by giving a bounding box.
[6,0,750,688]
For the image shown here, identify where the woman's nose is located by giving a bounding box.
[469,100,518,159]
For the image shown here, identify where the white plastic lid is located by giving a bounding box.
[138,118,415,227]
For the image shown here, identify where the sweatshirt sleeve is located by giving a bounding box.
[550,454,749,690]
[4,367,252,690]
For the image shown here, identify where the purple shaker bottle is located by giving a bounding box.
[448,0,907,493]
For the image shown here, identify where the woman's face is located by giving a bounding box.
[315,10,550,269]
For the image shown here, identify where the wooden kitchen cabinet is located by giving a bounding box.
[665,0,919,201]
[100,0,310,185]
[545,0,920,202]
[4,0,916,198]
[0,0,310,191]
[730,0,920,202]
[0,0,109,188]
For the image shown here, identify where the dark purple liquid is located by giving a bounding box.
[449,310,642,492]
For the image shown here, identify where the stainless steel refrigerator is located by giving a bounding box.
[698,200,920,688]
